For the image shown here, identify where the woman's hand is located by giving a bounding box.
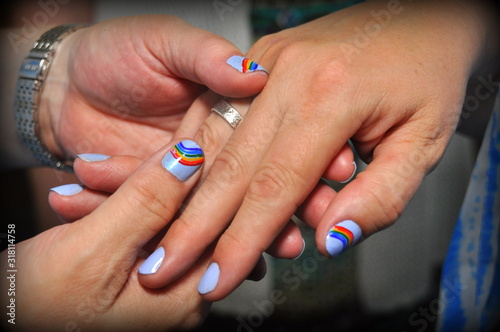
[40,15,268,161]
[135,0,498,301]
[1,139,212,331]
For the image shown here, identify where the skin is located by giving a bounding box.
[12,1,500,328]
[48,93,356,257]
[119,0,499,302]
[1,140,212,331]
[0,15,268,330]
[39,15,268,161]
[3,14,356,329]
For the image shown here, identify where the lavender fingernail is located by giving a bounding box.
[198,262,220,294]
[77,153,110,162]
[138,247,165,275]
[50,184,83,196]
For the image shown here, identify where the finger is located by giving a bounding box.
[295,180,338,229]
[193,82,353,300]
[48,184,108,223]
[266,220,305,260]
[154,16,269,98]
[48,154,146,222]
[81,139,205,272]
[137,96,263,288]
[322,142,357,183]
[316,121,446,258]
[73,154,144,193]
[246,255,267,281]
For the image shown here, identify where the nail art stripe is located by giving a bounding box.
[170,141,204,166]
[241,58,260,73]
[325,220,362,257]
[226,55,267,73]
[328,225,355,249]
[162,140,204,182]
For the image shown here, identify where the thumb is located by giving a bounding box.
[158,16,268,97]
[315,135,444,257]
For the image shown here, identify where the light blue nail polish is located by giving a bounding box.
[325,220,362,257]
[162,140,204,182]
[340,161,358,184]
[77,153,110,162]
[226,55,267,74]
[198,262,220,294]
[50,184,83,196]
[138,247,165,275]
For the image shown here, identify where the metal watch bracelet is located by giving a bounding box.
[14,24,88,172]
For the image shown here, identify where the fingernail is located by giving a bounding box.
[226,55,267,73]
[162,140,204,182]
[138,247,165,275]
[77,153,110,162]
[340,161,357,184]
[325,220,362,257]
[50,184,83,196]
[198,262,220,295]
[292,238,306,260]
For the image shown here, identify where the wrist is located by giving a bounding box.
[14,24,87,171]
[38,30,82,161]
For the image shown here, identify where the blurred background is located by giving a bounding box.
[1,1,496,331]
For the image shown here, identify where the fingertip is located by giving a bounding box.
[197,46,268,98]
[296,181,337,229]
[322,142,356,183]
[266,220,305,259]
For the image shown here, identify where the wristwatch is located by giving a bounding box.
[14,24,87,172]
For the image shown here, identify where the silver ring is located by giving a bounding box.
[211,99,243,129]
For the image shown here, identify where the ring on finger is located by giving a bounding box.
[210,99,243,129]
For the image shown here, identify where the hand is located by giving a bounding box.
[39,15,268,161]
[125,0,497,301]
[47,92,357,271]
[1,139,212,331]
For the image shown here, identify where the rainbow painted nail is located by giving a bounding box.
[325,220,362,257]
[161,140,204,181]
[226,55,267,73]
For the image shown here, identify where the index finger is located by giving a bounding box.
[81,139,205,268]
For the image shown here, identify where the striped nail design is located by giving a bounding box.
[226,55,267,73]
[325,220,362,257]
[161,140,204,181]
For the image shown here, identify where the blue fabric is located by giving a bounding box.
[439,94,500,332]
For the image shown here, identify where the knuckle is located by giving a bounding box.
[211,142,248,185]
[251,32,283,56]
[197,120,224,156]
[247,162,301,207]
[128,175,176,226]
[360,175,406,230]
[272,42,353,109]
[222,228,267,256]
